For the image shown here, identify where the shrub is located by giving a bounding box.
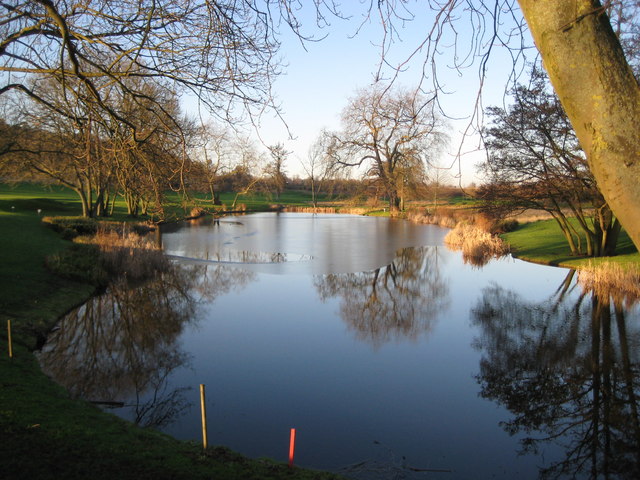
[42,216,98,238]
[495,219,519,233]
[471,213,495,232]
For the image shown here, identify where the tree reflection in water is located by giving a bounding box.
[38,262,256,429]
[472,271,640,479]
[315,246,449,348]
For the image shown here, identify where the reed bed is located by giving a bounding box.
[46,222,168,284]
[406,210,458,228]
[577,262,640,305]
[444,223,510,266]
[77,225,168,281]
[283,205,370,215]
[283,206,339,214]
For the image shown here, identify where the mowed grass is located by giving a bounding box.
[0,185,96,340]
[0,183,343,480]
[502,218,639,268]
[0,183,327,221]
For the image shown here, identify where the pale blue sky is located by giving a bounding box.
[248,3,533,186]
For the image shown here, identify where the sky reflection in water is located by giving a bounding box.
[39,213,640,479]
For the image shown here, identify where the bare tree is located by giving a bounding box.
[428,163,453,213]
[518,1,640,250]
[187,123,236,206]
[480,67,621,256]
[108,78,190,218]
[265,142,289,201]
[2,73,187,218]
[2,75,115,217]
[0,1,283,133]
[326,84,448,213]
[4,1,640,247]
[229,136,263,210]
[301,133,340,209]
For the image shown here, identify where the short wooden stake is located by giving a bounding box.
[288,428,296,468]
[7,319,12,358]
[200,384,208,450]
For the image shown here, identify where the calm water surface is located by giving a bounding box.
[39,213,640,479]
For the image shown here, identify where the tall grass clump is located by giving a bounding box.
[578,262,640,306]
[46,222,167,285]
[444,223,510,266]
[78,225,168,281]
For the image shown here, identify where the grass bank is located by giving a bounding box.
[0,184,342,480]
[502,218,639,269]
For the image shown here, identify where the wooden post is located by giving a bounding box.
[200,384,208,450]
[288,428,296,468]
[7,319,12,358]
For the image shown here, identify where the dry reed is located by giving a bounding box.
[577,262,640,306]
[407,210,458,229]
[444,223,510,266]
[283,205,369,215]
[75,224,168,281]
[283,206,338,214]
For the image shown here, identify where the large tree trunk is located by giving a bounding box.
[518,0,640,251]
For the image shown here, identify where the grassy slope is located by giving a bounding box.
[0,184,341,480]
[502,218,639,268]
[0,185,96,342]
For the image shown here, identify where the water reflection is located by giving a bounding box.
[38,266,196,427]
[37,261,257,429]
[472,271,640,479]
[315,246,449,348]
[189,260,256,302]
[167,250,311,265]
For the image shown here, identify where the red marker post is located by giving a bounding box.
[288,428,296,468]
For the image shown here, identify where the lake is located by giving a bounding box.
[38,213,640,479]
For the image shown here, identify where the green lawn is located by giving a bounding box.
[0,185,96,342]
[0,183,335,220]
[502,218,639,268]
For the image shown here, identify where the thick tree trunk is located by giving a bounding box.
[518,0,640,250]
[388,191,401,213]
